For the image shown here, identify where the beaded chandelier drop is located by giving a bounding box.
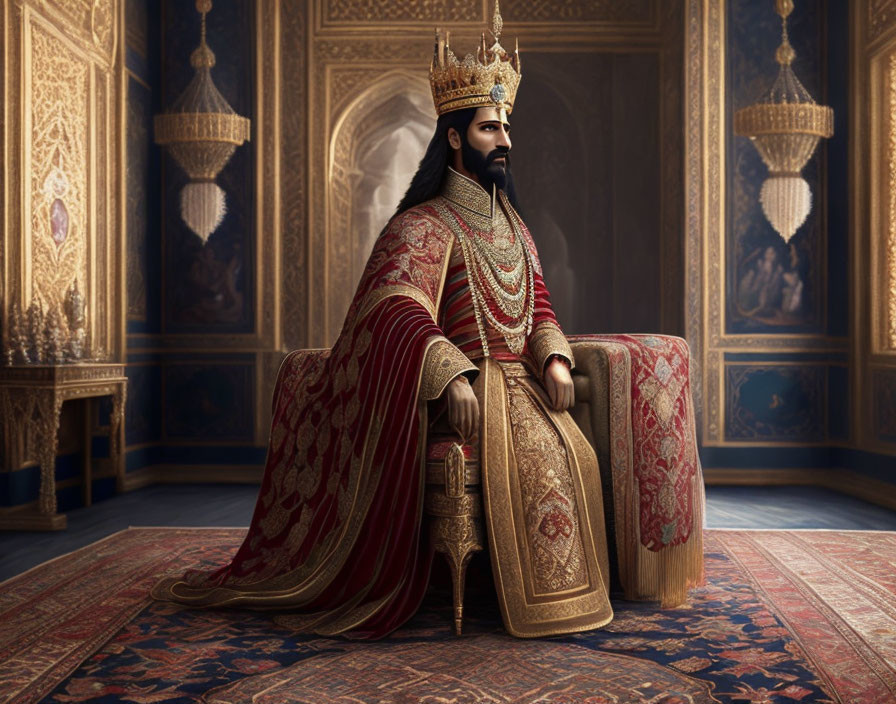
[154,0,250,243]
[734,0,833,243]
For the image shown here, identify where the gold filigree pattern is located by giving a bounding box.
[477,358,612,637]
[505,373,587,594]
[38,0,116,60]
[435,172,535,355]
[430,3,521,118]
[440,166,495,220]
[322,0,479,24]
[30,26,90,315]
[888,53,896,349]
[503,0,654,23]
[420,337,478,401]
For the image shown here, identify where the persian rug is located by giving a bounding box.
[2,527,895,703]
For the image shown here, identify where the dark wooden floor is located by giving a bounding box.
[2,484,896,583]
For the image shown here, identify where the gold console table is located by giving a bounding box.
[0,364,127,530]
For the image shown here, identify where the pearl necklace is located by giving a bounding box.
[434,195,534,355]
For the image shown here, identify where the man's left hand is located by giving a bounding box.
[544,358,574,411]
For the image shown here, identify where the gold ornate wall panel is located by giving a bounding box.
[854,1,896,454]
[684,0,719,442]
[875,50,896,353]
[1,0,125,361]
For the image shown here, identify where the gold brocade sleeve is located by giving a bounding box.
[419,337,479,401]
[529,322,575,374]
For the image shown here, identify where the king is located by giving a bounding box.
[153,1,615,638]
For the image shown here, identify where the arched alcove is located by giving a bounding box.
[327,73,435,340]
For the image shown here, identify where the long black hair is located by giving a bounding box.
[392,108,519,218]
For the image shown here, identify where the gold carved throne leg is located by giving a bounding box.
[425,442,483,636]
[431,513,482,635]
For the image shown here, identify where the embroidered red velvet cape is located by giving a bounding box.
[152,194,564,639]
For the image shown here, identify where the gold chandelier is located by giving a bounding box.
[734,0,833,243]
[154,0,250,243]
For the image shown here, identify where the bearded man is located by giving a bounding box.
[153,5,614,639]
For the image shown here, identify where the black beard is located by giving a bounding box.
[461,140,510,192]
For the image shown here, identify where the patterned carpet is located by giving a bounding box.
[1,528,895,704]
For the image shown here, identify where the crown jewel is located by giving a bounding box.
[430,0,521,119]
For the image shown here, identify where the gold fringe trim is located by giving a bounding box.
[621,473,706,608]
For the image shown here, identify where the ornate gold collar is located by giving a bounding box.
[440,167,496,221]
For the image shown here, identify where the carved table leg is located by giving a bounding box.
[36,391,62,516]
[82,398,93,507]
[111,384,126,492]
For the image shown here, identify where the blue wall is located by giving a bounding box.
[706,0,852,467]
[123,0,262,488]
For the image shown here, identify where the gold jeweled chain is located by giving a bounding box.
[434,195,534,355]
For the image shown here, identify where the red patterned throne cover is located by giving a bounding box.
[569,334,705,607]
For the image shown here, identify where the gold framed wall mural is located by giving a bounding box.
[1,0,125,364]
[683,0,848,449]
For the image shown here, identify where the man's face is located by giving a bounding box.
[450,106,512,190]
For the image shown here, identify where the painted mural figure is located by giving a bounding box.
[737,244,804,322]
[153,4,615,638]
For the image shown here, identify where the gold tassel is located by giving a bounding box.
[620,473,706,607]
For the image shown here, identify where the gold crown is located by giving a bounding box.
[430,0,521,119]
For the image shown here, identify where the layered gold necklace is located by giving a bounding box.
[434,183,534,355]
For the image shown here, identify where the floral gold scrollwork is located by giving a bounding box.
[29,25,89,316]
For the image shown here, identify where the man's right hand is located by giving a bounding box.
[444,375,479,441]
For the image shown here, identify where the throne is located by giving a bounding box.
[426,334,705,634]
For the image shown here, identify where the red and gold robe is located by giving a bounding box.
[152,168,613,638]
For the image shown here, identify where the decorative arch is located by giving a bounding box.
[326,71,436,340]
